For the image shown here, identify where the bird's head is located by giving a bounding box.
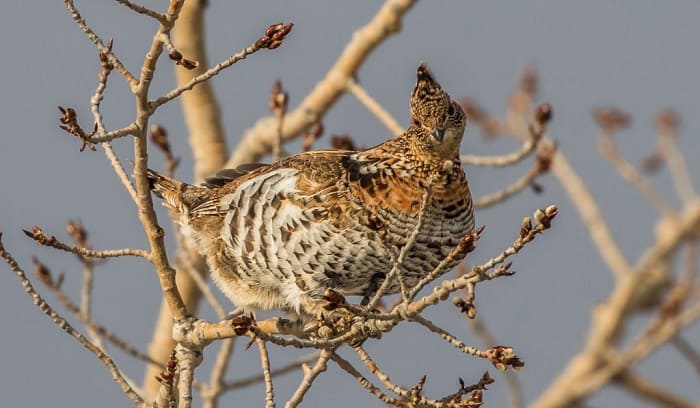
[409,62,466,160]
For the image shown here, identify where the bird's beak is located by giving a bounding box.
[431,126,445,142]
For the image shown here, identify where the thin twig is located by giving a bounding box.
[0,235,145,406]
[657,112,697,205]
[329,352,402,406]
[176,250,226,318]
[114,0,166,23]
[616,370,696,408]
[285,350,331,408]
[550,148,633,278]
[346,77,403,136]
[202,339,234,408]
[404,206,557,317]
[79,261,104,348]
[221,353,319,392]
[598,132,676,216]
[63,0,137,88]
[38,267,163,368]
[354,346,410,398]
[89,124,138,143]
[474,165,539,209]
[88,41,139,203]
[461,120,544,167]
[257,339,276,408]
[103,143,139,203]
[410,315,489,360]
[406,227,481,301]
[473,106,554,209]
[23,226,149,259]
[468,315,524,408]
[366,187,430,309]
[151,38,269,110]
[671,336,700,377]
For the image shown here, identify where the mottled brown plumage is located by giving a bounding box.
[149,62,474,318]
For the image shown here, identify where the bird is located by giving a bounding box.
[148,62,474,320]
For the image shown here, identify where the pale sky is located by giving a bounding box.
[1,1,698,407]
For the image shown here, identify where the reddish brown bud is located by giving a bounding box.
[32,257,53,287]
[255,36,271,49]
[66,220,88,247]
[265,23,283,37]
[267,40,282,50]
[641,151,664,173]
[269,80,288,114]
[178,58,199,70]
[168,49,182,61]
[457,98,488,124]
[279,23,294,36]
[330,134,357,151]
[656,109,680,134]
[302,122,324,152]
[519,66,538,96]
[150,124,171,154]
[593,107,630,132]
[535,103,552,125]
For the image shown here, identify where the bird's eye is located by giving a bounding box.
[447,103,455,116]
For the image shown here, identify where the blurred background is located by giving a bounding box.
[1,1,698,407]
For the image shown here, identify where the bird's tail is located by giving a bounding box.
[147,169,195,215]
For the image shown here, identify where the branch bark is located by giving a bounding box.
[144,0,229,398]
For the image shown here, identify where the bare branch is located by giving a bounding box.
[220,353,318,392]
[461,103,550,167]
[23,226,149,260]
[89,124,139,143]
[329,352,403,406]
[656,110,697,204]
[550,149,633,278]
[405,205,557,317]
[354,346,411,398]
[285,350,331,408]
[595,108,676,216]
[150,23,293,110]
[226,0,417,168]
[64,0,137,88]
[175,344,201,408]
[114,0,166,23]
[468,315,524,408]
[474,142,554,209]
[672,336,700,377]
[176,250,226,318]
[366,187,430,309]
[257,339,276,408]
[346,77,403,136]
[616,370,696,408]
[0,235,145,406]
[35,259,163,368]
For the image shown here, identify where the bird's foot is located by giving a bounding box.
[301,290,358,339]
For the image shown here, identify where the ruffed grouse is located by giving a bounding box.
[149,62,474,319]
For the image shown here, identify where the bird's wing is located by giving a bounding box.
[188,150,352,218]
[202,163,269,188]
